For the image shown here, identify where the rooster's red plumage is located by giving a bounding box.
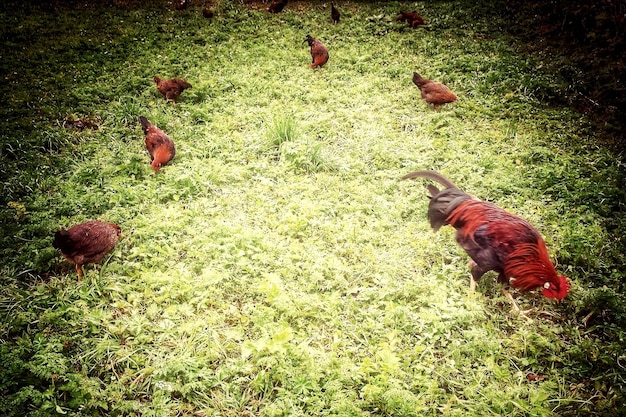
[403,170,570,302]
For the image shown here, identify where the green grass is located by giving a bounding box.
[1,0,625,416]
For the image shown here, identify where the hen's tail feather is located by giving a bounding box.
[401,170,459,189]
[178,80,192,89]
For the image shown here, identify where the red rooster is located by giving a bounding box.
[304,35,329,69]
[402,170,570,314]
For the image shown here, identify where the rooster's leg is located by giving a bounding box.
[468,260,485,294]
[76,264,84,280]
[469,277,477,293]
[501,287,532,321]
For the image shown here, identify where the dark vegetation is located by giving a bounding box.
[508,0,626,150]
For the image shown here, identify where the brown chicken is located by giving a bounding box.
[331,3,340,24]
[412,71,458,110]
[153,76,192,103]
[175,0,190,11]
[53,220,121,280]
[305,35,329,69]
[139,116,176,171]
[267,0,287,13]
[402,170,570,316]
[397,11,426,28]
[202,7,214,18]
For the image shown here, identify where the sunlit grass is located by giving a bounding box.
[0,1,625,416]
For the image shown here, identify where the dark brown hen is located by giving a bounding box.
[331,3,340,24]
[267,0,287,13]
[397,11,426,28]
[305,35,329,69]
[175,0,190,11]
[53,220,121,280]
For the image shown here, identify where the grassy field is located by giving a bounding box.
[1,0,625,416]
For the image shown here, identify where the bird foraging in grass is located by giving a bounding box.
[304,35,329,69]
[202,7,214,18]
[153,76,192,103]
[139,116,176,171]
[412,71,458,110]
[402,170,570,317]
[267,0,287,13]
[53,220,121,280]
[397,10,426,28]
[331,3,340,24]
[175,0,190,11]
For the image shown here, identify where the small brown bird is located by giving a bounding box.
[267,0,287,13]
[202,7,214,18]
[139,116,176,171]
[331,3,340,24]
[304,35,329,69]
[53,220,122,280]
[412,71,458,110]
[175,0,190,11]
[397,10,426,28]
[153,76,192,103]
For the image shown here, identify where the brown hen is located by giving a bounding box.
[175,0,190,11]
[412,71,458,110]
[397,11,426,28]
[267,0,287,13]
[139,116,176,171]
[331,3,340,24]
[305,35,329,69]
[53,220,121,280]
[153,76,192,103]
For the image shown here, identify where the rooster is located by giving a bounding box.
[139,116,176,171]
[331,3,340,24]
[267,0,287,13]
[153,76,192,103]
[304,35,329,69]
[53,220,121,280]
[402,170,570,315]
[412,71,458,110]
[397,10,426,28]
